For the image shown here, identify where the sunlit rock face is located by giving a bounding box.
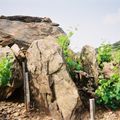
[26,36,82,120]
[0,15,65,49]
[80,45,99,84]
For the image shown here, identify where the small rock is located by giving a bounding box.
[7,109,12,114]
[0,107,3,111]
[20,103,24,107]
[13,112,20,117]
[21,109,26,114]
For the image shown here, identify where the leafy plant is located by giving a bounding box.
[0,55,13,87]
[57,32,82,78]
[57,32,73,57]
[112,51,120,64]
[95,42,120,110]
[95,73,120,110]
[97,43,112,68]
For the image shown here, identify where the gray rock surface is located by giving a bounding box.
[0,15,65,49]
[26,36,82,120]
[80,45,99,106]
[80,45,99,84]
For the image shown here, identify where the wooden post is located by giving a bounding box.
[22,62,30,112]
[25,72,30,111]
[89,98,95,120]
[22,62,27,110]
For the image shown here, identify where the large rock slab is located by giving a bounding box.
[26,36,82,120]
[0,46,23,100]
[0,15,65,49]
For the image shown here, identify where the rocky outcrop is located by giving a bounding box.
[0,15,65,49]
[0,15,83,119]
[0,15,66,102]
[0,46,23,99]
[26,36,82,120]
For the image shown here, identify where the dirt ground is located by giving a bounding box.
[0,100,52,120]
[81,107,120,120]
[1,94,120,120]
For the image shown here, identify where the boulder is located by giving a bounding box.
[80,45,99,84]
[0,15,65,49]
[0,31,15,47]
[80,45,99,106]
[26,36,82,120]
[0,46,23,100]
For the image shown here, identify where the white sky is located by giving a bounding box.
[0,0,120,52]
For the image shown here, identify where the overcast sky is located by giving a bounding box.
[0,0,120,52]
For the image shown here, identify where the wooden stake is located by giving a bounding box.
[89,98,95,120]
[25,72,30,111]
[22,62,30,112]
[22,62,27,110]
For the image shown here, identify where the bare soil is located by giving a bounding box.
[0,100,52,120]
[81,107,120,120]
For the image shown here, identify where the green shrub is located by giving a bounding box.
[112,51,120,64]
[57,32,82,78]
[95,43,120,110]
[0,56,13,86]
[95,73,120,110]
[97,43,112,68]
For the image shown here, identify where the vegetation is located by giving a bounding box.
[112,51,120,64]
[57,32,82,78]
[95,43,120,110]
[97,43,112,68]
[58,35,120,110]
[95,73,120,109]
[0,56,13,87]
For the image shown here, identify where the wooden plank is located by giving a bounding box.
[89,98,95,120]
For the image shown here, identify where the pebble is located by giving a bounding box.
[13,112,20,117]
[7,109,12,114]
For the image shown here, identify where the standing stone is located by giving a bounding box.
[80,45,99,84]
[26,36,82,120]
[80,45,99,106]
